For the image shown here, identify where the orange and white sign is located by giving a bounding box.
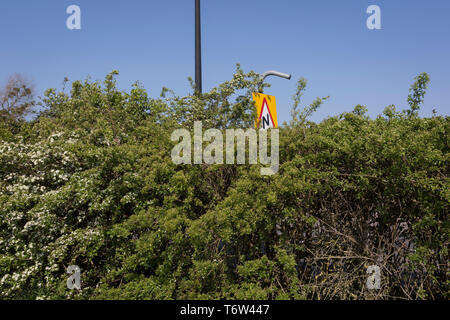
[252,93,278,129]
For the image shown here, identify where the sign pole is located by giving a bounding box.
[259,70,291,93]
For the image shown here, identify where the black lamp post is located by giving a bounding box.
[195,0,202,95]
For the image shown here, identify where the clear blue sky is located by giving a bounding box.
[1,0,449,123]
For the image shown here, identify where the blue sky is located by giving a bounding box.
[0,0,449,123]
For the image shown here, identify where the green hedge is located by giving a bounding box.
[0,68,448,299]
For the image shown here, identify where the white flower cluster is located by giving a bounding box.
[0,132,89,298]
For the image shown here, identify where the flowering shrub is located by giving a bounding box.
[0,69,448,300]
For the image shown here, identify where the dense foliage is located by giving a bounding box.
[0,67,448,300]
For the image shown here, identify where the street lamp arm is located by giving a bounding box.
[260,70,292,81]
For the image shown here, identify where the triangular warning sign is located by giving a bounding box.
[252,93,278,129]
[258,98,276,129]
